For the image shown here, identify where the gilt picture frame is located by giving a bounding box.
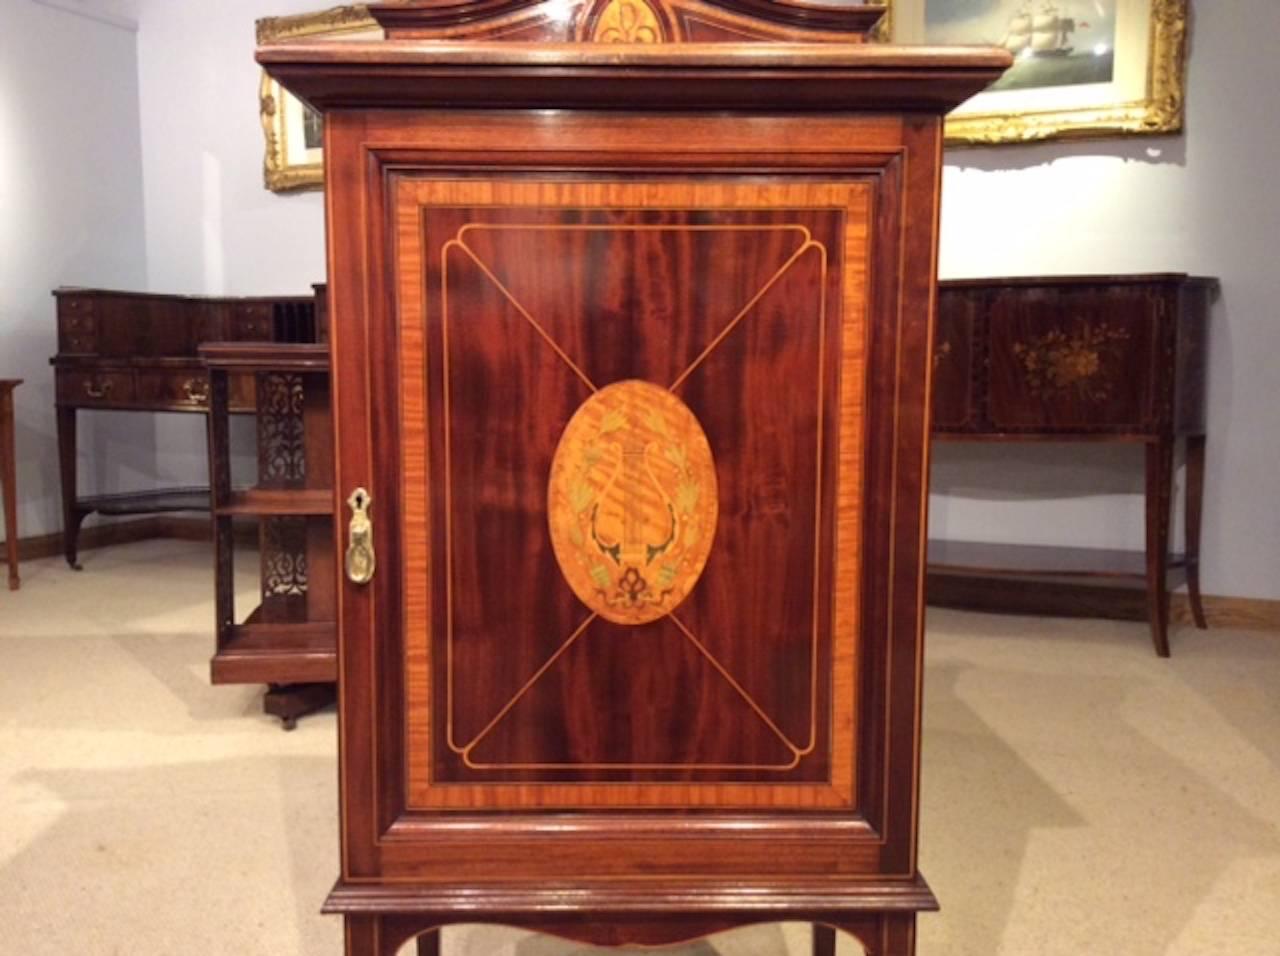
[885,0,1188,146]
[257,5,379,193]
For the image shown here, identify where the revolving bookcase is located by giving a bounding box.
[257,1,1009,953]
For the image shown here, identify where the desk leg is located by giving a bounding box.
[56,405,86,570]
[1184,435,1209,629]
[2,389,17,590]
[1145,439,1174,657]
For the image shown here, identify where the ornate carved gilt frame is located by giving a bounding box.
[257,5,379,193]
[884,0,1188,146]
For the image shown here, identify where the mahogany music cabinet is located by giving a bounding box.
[258,2,1009,953]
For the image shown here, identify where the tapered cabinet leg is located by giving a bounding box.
[1184,434,1208,629]
[814,923,837,956]
[415,928,441,956]
[344,916,399,956]
[346,916,435,956]
[345,916,377,956]
[834,914,917,956]
[1145,439,1174,657]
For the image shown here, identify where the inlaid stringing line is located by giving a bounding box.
[445,238,598,393]
[669,239,821,392]
[668,612,804,759]
[455,611,598,756]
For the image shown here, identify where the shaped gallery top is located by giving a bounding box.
[256,0,1011,115]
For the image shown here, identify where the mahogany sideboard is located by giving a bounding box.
[927,274,1218,657]
[50,286,325,568]
[260,1,1009,954]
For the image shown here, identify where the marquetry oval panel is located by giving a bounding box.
[548,378,718,625]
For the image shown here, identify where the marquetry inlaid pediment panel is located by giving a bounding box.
[369,0,885,43]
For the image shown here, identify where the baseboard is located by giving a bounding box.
[4,515,251,563]
[927,573,1280,634]
[10,523,1277,633]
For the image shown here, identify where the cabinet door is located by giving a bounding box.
[391,177,867,810]
[988,286,1158,431]
[931,289,978,431]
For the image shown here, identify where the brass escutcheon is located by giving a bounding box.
[345,487,375,585]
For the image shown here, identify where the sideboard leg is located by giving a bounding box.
[1145,439,1174,657]
[814,923,837,956]
[1184,434,1208,629]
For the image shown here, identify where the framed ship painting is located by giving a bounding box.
[888,0,1188,145]
[257,5,379,192]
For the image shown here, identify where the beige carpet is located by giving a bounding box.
[2,539,1278,955]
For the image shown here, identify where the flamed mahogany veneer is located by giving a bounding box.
[257,1,1010,953]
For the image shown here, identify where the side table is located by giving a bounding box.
[1,379,21,590]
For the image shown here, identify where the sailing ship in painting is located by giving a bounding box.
[924,0,1114,92]
[1001,1,1079,58]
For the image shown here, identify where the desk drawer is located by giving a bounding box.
[136,370,212,409]
[231,304,274,340]
[57,370,134,407]
[57,297,99,354]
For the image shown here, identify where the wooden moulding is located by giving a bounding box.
[322,874,940,915]
[257,42,1012,114]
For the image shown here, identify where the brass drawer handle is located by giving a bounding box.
[84,379,113,399]
[183,378,210,403]
[345,488,376,585]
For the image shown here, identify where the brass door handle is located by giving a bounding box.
[84,379,112,399]
[345,487,375,584]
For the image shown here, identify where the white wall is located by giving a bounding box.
[133,0,328,484]
[8,0,1274,600]
[0,0,148,542]
[930,0,1280,600]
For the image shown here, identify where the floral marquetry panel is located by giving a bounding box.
[987,286,1157,430]
[394,178,870,809]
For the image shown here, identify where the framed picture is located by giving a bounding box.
[257,5,379,193]
[886,0,1188,146]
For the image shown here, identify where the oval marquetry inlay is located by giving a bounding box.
[548,379,717,625]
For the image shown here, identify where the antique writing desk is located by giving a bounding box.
[50,287,324,568]
[927,274,1217,656]
[259,2,1008,953]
